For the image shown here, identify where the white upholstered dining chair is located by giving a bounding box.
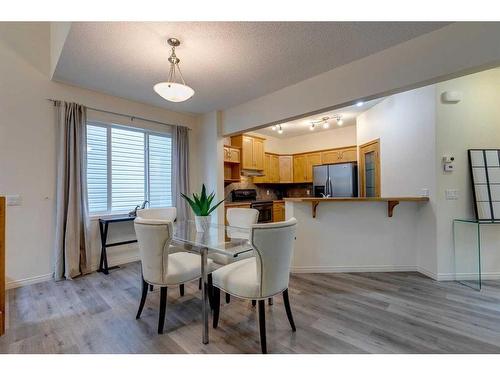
[134,217,213,334]
[136,207,191,296]
[210,218,297,353]
[211,207,259,304]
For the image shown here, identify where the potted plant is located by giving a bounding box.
[181,184,225,232]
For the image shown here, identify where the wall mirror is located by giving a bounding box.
[469,149,500,221]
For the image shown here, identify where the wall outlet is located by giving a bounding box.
[420,188,429,197]
[6,194,22,206]
[445,189,459,200]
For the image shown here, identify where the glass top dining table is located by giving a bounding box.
[172,220,254,344]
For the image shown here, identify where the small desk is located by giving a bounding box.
[98,215,137,274]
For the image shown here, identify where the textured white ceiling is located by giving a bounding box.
[53,22,450,114]
[254,97,384,138]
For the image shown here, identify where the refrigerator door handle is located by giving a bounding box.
[324,176,330,196]
[329,177,334,197]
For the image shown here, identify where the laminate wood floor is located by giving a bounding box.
[2,262,500,353]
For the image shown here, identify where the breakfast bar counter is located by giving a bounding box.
[284,197,429,218]
[284,196,431,274]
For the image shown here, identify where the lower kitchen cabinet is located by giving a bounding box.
[273,201,285,222]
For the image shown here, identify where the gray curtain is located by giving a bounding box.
[54,101,90,280]
[172,126,190,220]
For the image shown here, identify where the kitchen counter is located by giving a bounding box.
[284,195,432,274]
[224,199,285,207]
[284,196,429,218]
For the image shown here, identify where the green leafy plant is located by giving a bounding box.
[181,184,225,216]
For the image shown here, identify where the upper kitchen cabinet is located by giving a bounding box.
[254,153,280,184]
[223,145,241,163]
[231,134,266,170]
[279,155,293,183]
[223,145,241,183]
[321,146,357,164]
[294,152,322,183]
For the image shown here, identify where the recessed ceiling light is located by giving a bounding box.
[271,125,277,131]
[356,101,364,107]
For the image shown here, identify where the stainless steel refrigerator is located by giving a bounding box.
[313,162,358,197]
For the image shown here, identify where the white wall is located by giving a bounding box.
[222,23,500,136]
[195,111,225,225]
[254,126,356,154]
[0,23,198,288]
[435,68,500,279]
[356,86,438,277]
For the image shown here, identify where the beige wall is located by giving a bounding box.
[253,126,356,155]
[356,87,438,277]
[435,68,500,279]
[0,23,198,287]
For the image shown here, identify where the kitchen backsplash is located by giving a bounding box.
[224,176,312,202]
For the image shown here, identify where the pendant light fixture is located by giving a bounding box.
[154,38,195,103]
[277,124,284,134]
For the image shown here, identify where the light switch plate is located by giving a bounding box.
[6,194,22,206]
[445,189,459,200]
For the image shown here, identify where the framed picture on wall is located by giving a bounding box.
[469,149,500,221]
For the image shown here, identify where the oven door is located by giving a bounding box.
[251,203,273,223]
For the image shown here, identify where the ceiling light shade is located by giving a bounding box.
[154,38,195,103]
[278,125,283,134]
[271,125,277,131]
[154,82,194,103]
[337,119,344,126]
[310,123,315,131]
[323,121,330,129]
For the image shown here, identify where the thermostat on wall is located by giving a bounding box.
[441,91,462,103]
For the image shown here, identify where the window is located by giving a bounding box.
[86,122,172,214]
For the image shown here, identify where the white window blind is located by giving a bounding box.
[86,122,172,214]
[148,134,172,208]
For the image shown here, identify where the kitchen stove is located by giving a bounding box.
[230,189,273,223]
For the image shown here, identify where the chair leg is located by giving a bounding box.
[252,300,256,307]
[136,277,148,319]
[282,289,296,332]
[258,300,267,354]
[212,287,221,329]
[207,274,214,310]
[179,284,185,297]
[268,297,273,305]
[225,293,231,304]
[158,287,168,334]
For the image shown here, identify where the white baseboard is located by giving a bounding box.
[6,254,141,290]
[291,265,418,274]
[6,273,53,290]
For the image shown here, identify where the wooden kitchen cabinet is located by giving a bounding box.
[273,201,285,222]
[294,152,322,183]
[223,145,240,163]
[321,146,357,164]
[253,153,271,183]
[279,155,293,183]
[231,134,266,170]
[254,153,280,184]
[269,154,280,183]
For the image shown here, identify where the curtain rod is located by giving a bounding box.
[46,99,191,130]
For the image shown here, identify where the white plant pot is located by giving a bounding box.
[195,215,211,232]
